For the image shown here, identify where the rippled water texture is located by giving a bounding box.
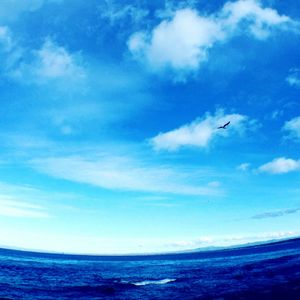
[0,238,300,299]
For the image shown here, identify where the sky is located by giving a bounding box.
[0,0,300,254]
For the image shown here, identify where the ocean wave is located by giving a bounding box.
[131,278,176,286]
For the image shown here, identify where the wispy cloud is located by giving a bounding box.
[0,25,86,86]
[2,133,55,151]
[0,197,49,218]
[220,0,294,38]
[283,116,300,141]
[237,163,250,171]
[30,154,223,196]
[150,109,251,151]
[251,207,300,219]
[128,0,297,76]
[0,0,43,22]
[0,181,85,216]
[0,26,21,73]
[100,1,149,25]
[0,0,62,22]
[258,157,300,174]
[0,26,13,51]
[34,39,85,80]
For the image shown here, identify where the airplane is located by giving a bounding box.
[217,121,230,129]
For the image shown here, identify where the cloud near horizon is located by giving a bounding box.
[251,207,300,219]
[168,231,300,249]
[150,109,250,151]
[128,0,296,75]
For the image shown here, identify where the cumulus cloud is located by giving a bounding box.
[258,157,300,174]
[128,0,296,75]
[283,116,300,141]
[150,109,250,151]
[128,8,223,71]
[30,154,222,196]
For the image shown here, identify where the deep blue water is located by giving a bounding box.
[0,238,300,299]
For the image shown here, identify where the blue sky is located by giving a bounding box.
[0,0,300,254]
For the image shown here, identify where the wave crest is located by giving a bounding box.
[132,278,176,286]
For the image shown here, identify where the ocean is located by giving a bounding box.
[0,238,300,299]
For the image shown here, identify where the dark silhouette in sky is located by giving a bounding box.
[218,121,230,129]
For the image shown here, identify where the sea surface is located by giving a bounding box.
[0,238,300,299]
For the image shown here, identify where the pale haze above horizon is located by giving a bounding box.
[0,0,300,254]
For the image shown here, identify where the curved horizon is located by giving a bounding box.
[1,234,299,257]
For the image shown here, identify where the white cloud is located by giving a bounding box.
[151,109,249,151]
[258,157,300,174]
[283,116,300,141]
[128,8,223,71]
[128,0,296,74]
[30,154,222,196]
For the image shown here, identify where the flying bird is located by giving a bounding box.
[217,121,230,129]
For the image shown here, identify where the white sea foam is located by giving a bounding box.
[132,278,176,286]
